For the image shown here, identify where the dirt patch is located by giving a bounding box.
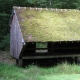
[0,51,16,65]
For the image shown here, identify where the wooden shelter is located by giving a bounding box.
[10,6,80,66]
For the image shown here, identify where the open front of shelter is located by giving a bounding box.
[10,6,80,67]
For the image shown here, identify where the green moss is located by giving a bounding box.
[15,8,80,42]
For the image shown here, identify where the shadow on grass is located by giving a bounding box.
[23,57,76,68]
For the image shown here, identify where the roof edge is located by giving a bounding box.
[13,6,80,12]
[9,8,16,26]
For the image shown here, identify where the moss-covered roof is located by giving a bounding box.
[13,7,80,42]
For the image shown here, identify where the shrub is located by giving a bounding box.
[0,34,10,51]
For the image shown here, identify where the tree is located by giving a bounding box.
[52,0,79,9]
[27,0,47,7]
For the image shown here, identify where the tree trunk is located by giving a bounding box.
[49,0,52,7]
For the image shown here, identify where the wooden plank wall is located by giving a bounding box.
[10,10,24,59]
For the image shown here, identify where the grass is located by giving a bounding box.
[0,61,80,80]
[0,50,80,80]
[15,7,80,41]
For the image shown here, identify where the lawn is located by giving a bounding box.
[0,51,80,80]
[0,61,80,80]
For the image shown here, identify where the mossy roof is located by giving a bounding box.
[13,7,80,42]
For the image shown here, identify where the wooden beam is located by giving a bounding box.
[22,54,80,59]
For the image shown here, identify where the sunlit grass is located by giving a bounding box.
[41,74,80,80]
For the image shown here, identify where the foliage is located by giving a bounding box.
[52,0,79,9]
[27,0,80,8]
[0,13,10,50]
[0,34,10,50]
[36,42,47,48]
[27,0,48,7]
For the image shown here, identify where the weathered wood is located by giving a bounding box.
[48,42,52,53]
[10,9,24,59]
[76,57,80,64]
[36,50,48,53]
[22,55,80,59]
[19,45,26,59]
[16,59,23,67]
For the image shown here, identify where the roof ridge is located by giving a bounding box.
[13,6,80,12]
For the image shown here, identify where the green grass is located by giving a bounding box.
[0,62,80,80]
[15,7,80,41]
[36,42,47,48]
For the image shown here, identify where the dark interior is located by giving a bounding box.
[53,41,80,55]
[22,41,80,56]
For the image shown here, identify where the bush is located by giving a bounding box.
[0,34,10,51]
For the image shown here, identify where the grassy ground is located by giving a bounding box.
[0,62,80,80]
[0,50,15,65]
[0,51,80,80]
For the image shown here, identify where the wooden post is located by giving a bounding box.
[75,57,80,65]
[77,57,80,65]
[48,42,52,53]
[16,59,23,67]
